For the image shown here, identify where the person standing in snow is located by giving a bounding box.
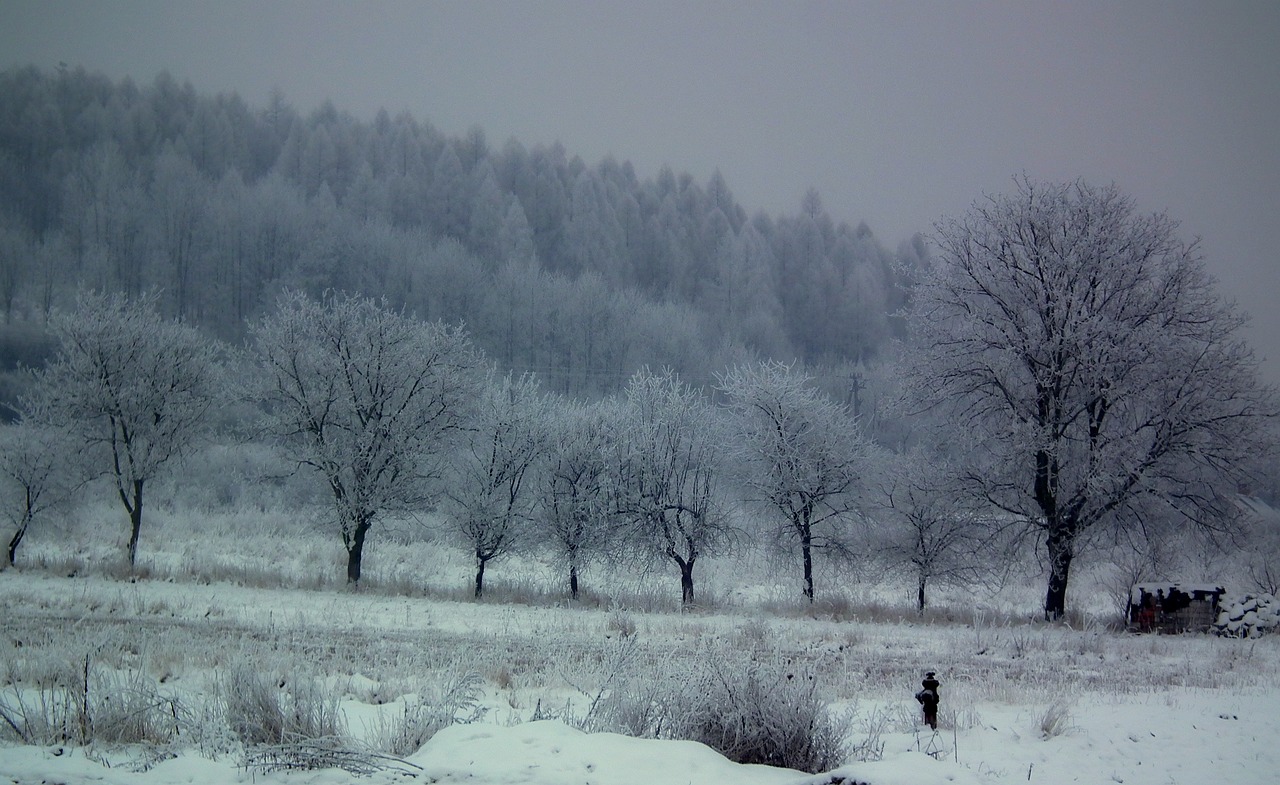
[916,671,940,729]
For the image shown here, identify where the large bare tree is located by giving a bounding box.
[251,291,481,584]
[718,360,875,602]
[26,291,223,566]
[902,177,1276,619]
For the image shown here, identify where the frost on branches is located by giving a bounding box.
[24,291,223,567]
[902,177,1276,620]
[251,291,483,584]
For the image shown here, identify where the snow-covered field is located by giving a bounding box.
[1,507,1277,784]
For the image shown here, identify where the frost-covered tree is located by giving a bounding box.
[1238,500,1280,596]
[537,397,623,600]
[148,146,209,320]
[251,291,482,584]
[442,372,549,598]
[565,169,626,282]
[467,159,506,264]
[718,360,875,601]
[27,291,224,566]
[902,177,1277,619]
[617,368,733,606]
[0,218,33,323]
[0,420,76,566]
[874,453,996,613]
[497,198,537,268]
[708,225,786,357]
[63,142,149,296]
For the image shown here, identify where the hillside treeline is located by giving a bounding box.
[0,65,921,397]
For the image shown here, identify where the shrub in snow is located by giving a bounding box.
[0,654,181,746]
[367,667,486,757]
[573,638,850,773]
[218,666,343,746]
[1214,593,1280,638]
[668,655,851,772]
[1037,699,1075,739]
[242,742,424,777]
[606,605,638,639]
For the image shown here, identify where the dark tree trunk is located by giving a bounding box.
[569,561,580,601]
[7,518,28,566]
[679,558,695,607]
[917,572,927,614]
[801,529,815,602]
[346,515,372,584]
[1044,528,1073,621]
[475,556,487,599]
[1033,441,1075,621]
[126,480,144,567]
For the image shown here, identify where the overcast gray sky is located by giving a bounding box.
[3,0,1278,382]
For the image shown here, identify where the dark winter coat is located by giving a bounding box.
[916,676,939,708]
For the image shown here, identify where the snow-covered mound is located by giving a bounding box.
[1214,593,1280,637]
[410,721,980,785]
[1129,582,1225,607]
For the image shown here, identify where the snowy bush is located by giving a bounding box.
[366,667,486,756]
[573,638,850,773]
[1037,699,1076,739]
[218,666,343,746]
[606,605,638,638]
[1214,593,1280,638]
[0,654,181,746]
[667,655,851,772]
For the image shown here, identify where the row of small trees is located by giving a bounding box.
[255,291,890,603]
[0,289,889,606]
[3,177,1275,619]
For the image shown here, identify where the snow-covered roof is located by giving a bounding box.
[1131,583,1226,605]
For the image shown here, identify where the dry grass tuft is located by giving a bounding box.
[1037,699,1076,739]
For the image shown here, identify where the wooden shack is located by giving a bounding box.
[1128,583,1226,633]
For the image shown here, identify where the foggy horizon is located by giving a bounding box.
[2,0,1278,382]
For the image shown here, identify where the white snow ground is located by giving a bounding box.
[2,569,1277,784]
[2,689,1272,785]
[0,721,983,785]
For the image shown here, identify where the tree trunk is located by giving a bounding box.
[346,515,371,584]
[801,530,815,602]
[1044,528,1073,621]
[6,515,29,566]
[569,560,580,601]
[475,556,487,599]
[126,480,144,567]
[1034,441,1074,621]
[679,558,695,607]
[917,572,927,614]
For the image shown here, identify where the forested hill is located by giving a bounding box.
[0,65,924,396]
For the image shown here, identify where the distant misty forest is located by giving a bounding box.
[4,64,1279,620]
[0,65,922,406]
